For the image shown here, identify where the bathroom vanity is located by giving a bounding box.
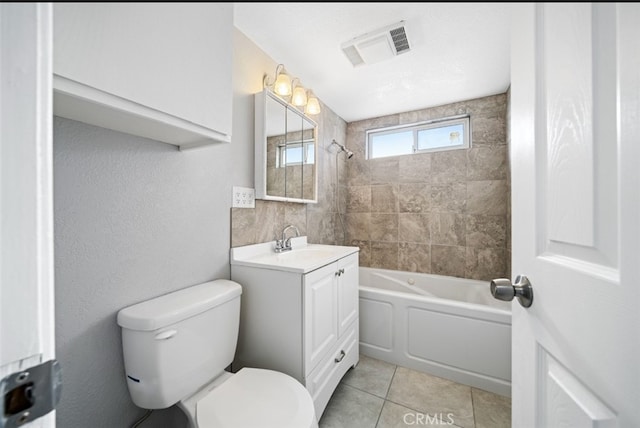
[230,237,359,418]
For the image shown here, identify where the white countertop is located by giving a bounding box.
[230,236,359,273]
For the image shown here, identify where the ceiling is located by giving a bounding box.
[233,3,511,123]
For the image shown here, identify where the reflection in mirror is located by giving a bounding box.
[302,116,315,201]
[255,89,317,203]
[285,107,303,200]
[265,94,287,198]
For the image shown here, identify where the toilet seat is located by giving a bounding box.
[196,368,318,428]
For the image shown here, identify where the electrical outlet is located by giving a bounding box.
[232,186,255,208]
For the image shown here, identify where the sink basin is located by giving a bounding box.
[230,236,359,273]
[275,247,337,261]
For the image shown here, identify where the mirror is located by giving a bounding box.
[255,89,318,203]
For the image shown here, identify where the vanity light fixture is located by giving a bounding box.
[265,64,291,96]
[263,63,321,115]
[291,79,308,107]
[305,91,321,115]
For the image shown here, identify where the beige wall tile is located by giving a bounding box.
[471,114,506,147]
[346,158,369,186]
[230,207,256,247]
[430,212,465,246]
[350,239,371,267]
[430,183,467,213]
[465,247,507,281]
[371,241,399,270]
[399,242,431,273]
[467,146,507,181]
[307,211,335,245]
[466,180,508,215]
[371,213,398,242]
[371,184,398,213]
[431,245,466,277]
[371,157,399,184]
[466,214,507,249]
[398,213,430,243]
[431,150,467,184]
[346,185,371,213]
[398,183,430,213]
[399,153,431,183]
[345,212,371,242]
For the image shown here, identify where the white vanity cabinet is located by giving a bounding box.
[230,244,359,419]
[52,3,232,149]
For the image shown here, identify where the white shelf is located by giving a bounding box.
[53,75,230,150]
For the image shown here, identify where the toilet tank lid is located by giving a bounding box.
[117,279,242,331]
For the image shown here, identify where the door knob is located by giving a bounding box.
[490,275,533,308]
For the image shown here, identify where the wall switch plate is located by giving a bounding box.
[232,186,255,208]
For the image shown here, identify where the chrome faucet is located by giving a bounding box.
[275,225,300,253]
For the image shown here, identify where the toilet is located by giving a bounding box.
[116,279,318,428]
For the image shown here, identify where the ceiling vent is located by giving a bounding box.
[341,21,411,67]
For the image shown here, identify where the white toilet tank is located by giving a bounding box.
[117,279,242,410]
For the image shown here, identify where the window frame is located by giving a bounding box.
[276,139,315,167]
[365,114,471,159]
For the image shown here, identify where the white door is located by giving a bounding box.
[0,3,57,427]
[510,3,639,427]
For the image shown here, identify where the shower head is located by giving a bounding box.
[331,140,354,159]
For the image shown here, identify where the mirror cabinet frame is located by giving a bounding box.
[255,88,318,203]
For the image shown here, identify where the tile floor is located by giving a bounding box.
[319,355,511,428]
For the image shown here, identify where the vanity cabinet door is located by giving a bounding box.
[337,253,359,337]
[304,262,338,374]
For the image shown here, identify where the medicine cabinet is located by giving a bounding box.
[255,89,318,203]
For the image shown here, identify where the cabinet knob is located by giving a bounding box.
[334,350,346,363]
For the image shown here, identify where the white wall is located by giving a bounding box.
[53,28,278,428]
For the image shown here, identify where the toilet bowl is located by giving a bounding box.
[117,279,318,428]
[178,368,317,428]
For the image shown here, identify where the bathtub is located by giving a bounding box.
[359,267,512,397]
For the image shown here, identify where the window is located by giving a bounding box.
[277,141,315,167]
[366,115,470,159]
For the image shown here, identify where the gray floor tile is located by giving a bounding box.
[319,383,385,428]
[386,366,475,428]
[323,357,512,428]
[342,355,397,398]
[376,400,465,428]
[472,388,511,428]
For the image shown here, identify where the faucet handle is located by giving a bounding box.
[275,239,284,251]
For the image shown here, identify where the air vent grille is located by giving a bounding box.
[341,21,411,67]
[390,26,410,54]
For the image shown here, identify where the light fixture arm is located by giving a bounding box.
[263,63,286,89]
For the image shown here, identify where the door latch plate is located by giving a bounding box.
[1,360,62,427]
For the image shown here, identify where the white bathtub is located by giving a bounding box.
[359,267,512,397]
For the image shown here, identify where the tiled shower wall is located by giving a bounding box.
[343,93,510,281]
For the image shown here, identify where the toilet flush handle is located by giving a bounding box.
[154,329,177,340]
